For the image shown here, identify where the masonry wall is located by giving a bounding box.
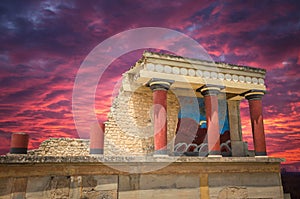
[0,157,285,199]
[27,138,90,156]
[104,85,180,155]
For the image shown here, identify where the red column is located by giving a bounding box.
[245,91,267,156]
[150,81,171,155]
[200,86,222,156]
[10,133,29,154]
[90,122,105,155]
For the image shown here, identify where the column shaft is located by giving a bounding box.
[204,94,221,155]
[248,98,267,156]
[150,80,171,155]
[90,122,105,154]
[153,89,168,154]
[199,85,223,156]
[10,133,29,154]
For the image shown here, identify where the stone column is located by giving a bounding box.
[245,90,267,156]
[150,80,171,156]
[228,100,245,157]
[90,122,105,155]
[199,85,222,157]
[10,132,29,154]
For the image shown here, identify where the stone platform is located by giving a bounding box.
[0,155,284,199]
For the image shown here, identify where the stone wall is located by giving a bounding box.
[0,156,285,199]
[27,138,90,156]
[104,85,179,156]
[0,174,118,199]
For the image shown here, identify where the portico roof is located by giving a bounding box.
[123,51,266,100]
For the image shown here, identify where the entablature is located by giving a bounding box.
[124,51,266,99]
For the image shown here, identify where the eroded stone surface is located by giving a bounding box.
[27,138,90,157]
[217,186,248,199]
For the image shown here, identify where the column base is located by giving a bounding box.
[208,155,222,158]
[10,148,28,154]
[153,154,169,157]
[153,149,168,157]
[90,148,104,155]
[255,151,267,156]
[208,150,221,156]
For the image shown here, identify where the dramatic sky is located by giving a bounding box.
[0,0,299,171]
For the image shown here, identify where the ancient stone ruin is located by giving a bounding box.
[104,51,267,158]
[0,51,288,199]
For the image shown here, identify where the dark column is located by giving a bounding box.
[245,91,267,156]
[150,80,171,155]
[90,122,105,155]
[10,133,29,154]
[199,85,223,157]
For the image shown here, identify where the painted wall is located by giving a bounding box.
[177,97,230,134]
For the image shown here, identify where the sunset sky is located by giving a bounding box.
[0,0,299,171]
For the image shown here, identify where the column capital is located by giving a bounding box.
[244,90,265,100]
[148,78,173,91]
[197,84,225,96]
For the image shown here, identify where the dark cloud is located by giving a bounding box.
[47,100,70,110]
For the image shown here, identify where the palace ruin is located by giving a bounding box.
[0,51,287,199]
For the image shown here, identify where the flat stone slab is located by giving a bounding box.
[0,154,284,164]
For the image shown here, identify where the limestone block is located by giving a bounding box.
[11,177,27,199]
[45,176,70,198]
[208,172,282,187]
[0,177,13,199]
[119,174,199,191]
[247,186,284,199]
[231,141,246,157]
[217,186,248,199]
[208,172,284,199]
[26,176,52,198]
[81,175,118,199]
[119,188,200,199]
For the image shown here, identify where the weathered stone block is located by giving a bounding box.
[0,177,13,199]
[217,186,248,199]
[81,175,118,199]
[69,176,81,198]
[12,177,27,199]
[231,141,246,157]
[209,172,284,199]
[119,188,199,199]
[26,176,52,198]
[209,172,282,187]
[140,174,199,189]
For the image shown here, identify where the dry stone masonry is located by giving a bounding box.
[27,138,90,156]
[104,85,179,155]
